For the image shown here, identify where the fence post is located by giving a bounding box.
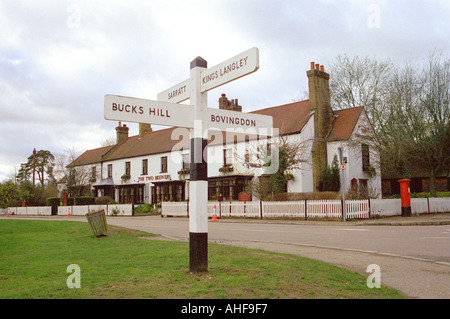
[259,201,263,219]
[304,200,308,220]
[186,200,189,217]
[426,197,430,214]
[368,198,371,218]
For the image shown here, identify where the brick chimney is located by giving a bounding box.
[139,123,152,137]
[218,93,242,112]
[307,62,334,191]
[116,122,129,144]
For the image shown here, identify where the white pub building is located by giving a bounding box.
[67,62,382,204]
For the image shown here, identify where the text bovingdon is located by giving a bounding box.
[210,114,256,127]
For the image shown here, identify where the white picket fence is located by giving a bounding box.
[2,197,448,220]
[59,204,133,216]
[162,197,450,220]
[0,204,134,216]
[162,199,371,219]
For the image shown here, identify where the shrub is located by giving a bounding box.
[95,196,116,205]
[134,203,157,215]
[47,197,60,207]
[267,192,341,201]
[67,197,75,206]
[74,196,95,206]
[320,155,340,192]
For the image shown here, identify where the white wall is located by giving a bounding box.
[325,110,381,198]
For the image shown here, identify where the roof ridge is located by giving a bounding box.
[249,99,310,113]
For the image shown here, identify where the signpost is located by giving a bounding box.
[338,147,346,222]
[104,47,272,273]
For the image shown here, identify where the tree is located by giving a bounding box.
[16,149,55,187]
[329,51,450,196]
[245,135,311,199]
[397,52,450,195]
[329,54,393,134]
[320,155,340,192]
[0,181,21,208]
[53,148,92,196]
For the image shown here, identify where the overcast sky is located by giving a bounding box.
[1,0,449,182]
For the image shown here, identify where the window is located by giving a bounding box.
[223,148,232,166]
[362,144,370,171]
[91,166,96,182]
[142,159,148,175]
[161,156,168,173]
[125,161,131,176]
[182,153,190,170]
[107,164,113,178]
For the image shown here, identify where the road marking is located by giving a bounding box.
[337,228,368,231]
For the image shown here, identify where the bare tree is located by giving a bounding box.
[329,54,393,134]
[329,51,450,196]
[54,148,91,195]
[399,51,450,195]
[243,134,312,198]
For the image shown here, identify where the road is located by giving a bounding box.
[106,216,450,263]
[105,216,450,299]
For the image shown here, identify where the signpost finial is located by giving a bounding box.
[190,56,207,69]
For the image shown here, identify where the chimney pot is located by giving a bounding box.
[320,65,324,72]
[315,63,320,70]
[310,62,315,70]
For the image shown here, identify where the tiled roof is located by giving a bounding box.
[251,99,313,136]
[327,106,364,141]
[69,100,363,166]
[101,126,189,162]
[67,145,115,167]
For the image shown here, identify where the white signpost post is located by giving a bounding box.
[104,47,272,273]
[338,147,347,222]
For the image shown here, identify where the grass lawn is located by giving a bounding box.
[0,219,405,299]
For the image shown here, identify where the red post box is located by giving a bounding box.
[63,190,68,206]
[398,179,411,217]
